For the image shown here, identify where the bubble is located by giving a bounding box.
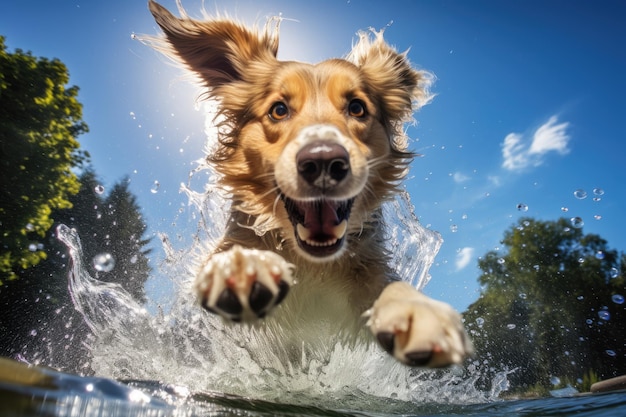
[93,253,115,272]
[130,255,138,264]
[506,323,517,330]
[570,217,584,228]
[598,310,611,321]
[594,215,602,220]
[593,188,604,196]
[592,197,601,202]
[497,258,505,264]
[550,376,561,386]
[475,317,485,328]
[573,189,587,199]
[561,207,569,212]
[129,111,136,119]
[586,318,593,325]
[25,223,35,232]
[516,203,528,212]
[605,350,616,357]
[519,293,527,299]
[595,251,605,260]
[28,243,38,252]
[609,268,619,279]
[94,184,105,194]
[577,295,584,301]
[611,294,624,305]
[150,180,160,194]
[461,214,468,220]
[450,224,458,233]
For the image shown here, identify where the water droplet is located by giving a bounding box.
[605,350,616,357]
[25,223,35,232]
[450,224,458,233]
[610,268,619,279]
[595,251,605,260]
[476,317,485,328]
[611,294,624,305]
[150,180,160,194]
[130,255,138,264]
[598,310,611,321]
[573,189,587,199]
[594,214,602,220]
[561,207,569,212]
[130,111,136,119]
[497,258,505,264]
[519,293,527,299]
[578,257,585,264]
[586,318,593,325]
[516,203,528,212]
[570,217,584,228]
[94,184,105,194]
[577,295,584,300]
[592,197,601,202]
[461,214,468,220]
[29,329,38,337]
[506,323,517,330]
[93,253,115,272]
[593,188,604,196]
[550,376,561,386]
[28,243,38,252]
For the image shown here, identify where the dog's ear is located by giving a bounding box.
[347,30,433,123]
[148,0,278,89]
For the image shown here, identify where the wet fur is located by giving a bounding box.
[146,0,471,366]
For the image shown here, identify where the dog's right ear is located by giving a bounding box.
[148,0,279,89]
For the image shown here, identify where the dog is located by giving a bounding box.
[147,0,472,368]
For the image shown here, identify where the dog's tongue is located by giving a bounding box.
[303,200,339,235]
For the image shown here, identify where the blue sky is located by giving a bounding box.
[2,0,625,312]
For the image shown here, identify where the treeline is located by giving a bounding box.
[0,36,151,372]
[463,217,626,394]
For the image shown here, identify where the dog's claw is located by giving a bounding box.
[249,282,273,315]
[376,332,395,354]
[275,280,290,305]
[216,288,243,316]
[405,351,434,367]
[196,246,295,322]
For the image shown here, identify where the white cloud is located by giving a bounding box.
[501,116,571,171]
[452,172,470,183]
[455,247,475,271]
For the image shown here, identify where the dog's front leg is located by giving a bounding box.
[365,281,473,367]
[195,245,294,322]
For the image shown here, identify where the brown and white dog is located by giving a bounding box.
[148,0,472,367]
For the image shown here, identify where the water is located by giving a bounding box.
[2,360,625,416]
[3,146,625,415]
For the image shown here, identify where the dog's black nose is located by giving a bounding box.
[296,142,350,187]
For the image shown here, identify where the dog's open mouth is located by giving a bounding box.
[281,195,354,258]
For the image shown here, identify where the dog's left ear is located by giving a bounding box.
[347,30,432,123]
[148,0,278,90]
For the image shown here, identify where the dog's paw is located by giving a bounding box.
[365,281,473,367]
[195,245,295,322]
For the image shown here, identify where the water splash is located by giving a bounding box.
[54,189,507,407]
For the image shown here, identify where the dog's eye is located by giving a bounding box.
[269,102,289,121]
[348,99,367,118]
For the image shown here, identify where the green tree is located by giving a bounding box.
[464,217,626,392]
[0,36,89,282]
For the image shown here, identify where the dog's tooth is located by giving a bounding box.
[332,220,348,239]
[296,223,311,241]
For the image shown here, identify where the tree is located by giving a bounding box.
[464,217,626,392]
[0,36,89,283]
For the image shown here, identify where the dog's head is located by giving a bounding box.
[148,1,432,261]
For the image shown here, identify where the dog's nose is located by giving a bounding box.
[296,142,350,187]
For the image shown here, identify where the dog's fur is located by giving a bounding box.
[148,0,472,367]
